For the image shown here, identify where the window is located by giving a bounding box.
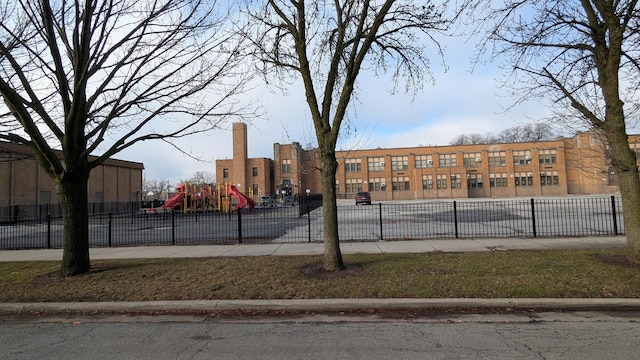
[541,171,559,186]
[415,155,433,169]
[451,173,462,189]
[488,151,506,167]
[368,157,385,172]
[489,173,508,187]
[345,158,362,172]
[335,179,340,193]
[467,174,483,188]
[346,178,363,193]
[392,176,410,190]
[368,177,387,191]
[223,168,229,178]
[391,156,409,171]
[282,159,291,173]
[513,150,532,165]
[436,174,447,189]
[514,172,533,186]
[422,175,433,190]
[252,167,258,177]
[415,155,433,168]
[439,153,457,167]
[538,149,557,164]
[463,153,482,168]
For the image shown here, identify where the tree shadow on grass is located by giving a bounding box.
[594,254,640,270]
[300,262,363,280]
[33,261,157,281]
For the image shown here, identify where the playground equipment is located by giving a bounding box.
[163,188,185,210]
[141,183,217,214]
[226,184,255,211]
[141,183,256,214]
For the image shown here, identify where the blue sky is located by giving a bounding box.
[119,31,559,185]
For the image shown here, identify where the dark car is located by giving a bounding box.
[355,191,371,205]
[260,196,275,207]
[283,195,296,206]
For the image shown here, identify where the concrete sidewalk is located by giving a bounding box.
[0,236,627,262]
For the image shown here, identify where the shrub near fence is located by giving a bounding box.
[0,196,626,250]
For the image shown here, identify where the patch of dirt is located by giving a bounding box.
[30,264,133,285]
[594,254,640,270]
[31,270,60,284]
[301,262,363,279]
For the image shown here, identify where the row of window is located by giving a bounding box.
[225,165,561,190]
[224,150,560,179]
[223,166,263,178]
[344,149,558,172]
[226,160,293,178]
[338,171,560,192]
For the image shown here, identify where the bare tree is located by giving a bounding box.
[497,123,556,143]
[0,0,251,276]
[449,124,556,145]
[241,0,468,271]
[143,178,175,198]
[479,1,640,259]
[449,132,496,145]
[187,170,216,185]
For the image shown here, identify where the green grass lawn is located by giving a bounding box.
[1,248,639,302]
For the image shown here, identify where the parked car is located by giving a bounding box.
[283,195,296,206]
[260,196,275,207]
[355,191,371,205]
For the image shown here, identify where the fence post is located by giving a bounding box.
[611,195,619,236]
[379,203,383,240]
[531,198,537,238]
[12,204,19,223]
[171,210,176,246]
[237,210,243,244]
[46,214,51,249]
[307,206,311,243]
[108,212,112,247]
[453,201,459,239]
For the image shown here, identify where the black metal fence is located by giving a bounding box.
[0,196,625,250]
[0,201,141,224]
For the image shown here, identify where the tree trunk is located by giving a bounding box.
[319,148,344,271]
[56,170,91,277]
[606,125,640,261]
[618,168,640,260]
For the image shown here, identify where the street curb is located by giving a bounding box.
[2,298,640,313]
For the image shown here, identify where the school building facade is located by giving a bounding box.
[216,122,640,201]
[0,141,144,208]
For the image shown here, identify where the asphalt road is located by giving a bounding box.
[1,312,639,359]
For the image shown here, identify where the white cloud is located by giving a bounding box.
[122,34,557,184]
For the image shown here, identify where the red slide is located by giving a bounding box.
[227,185,255,211]
[162,192,185,210]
